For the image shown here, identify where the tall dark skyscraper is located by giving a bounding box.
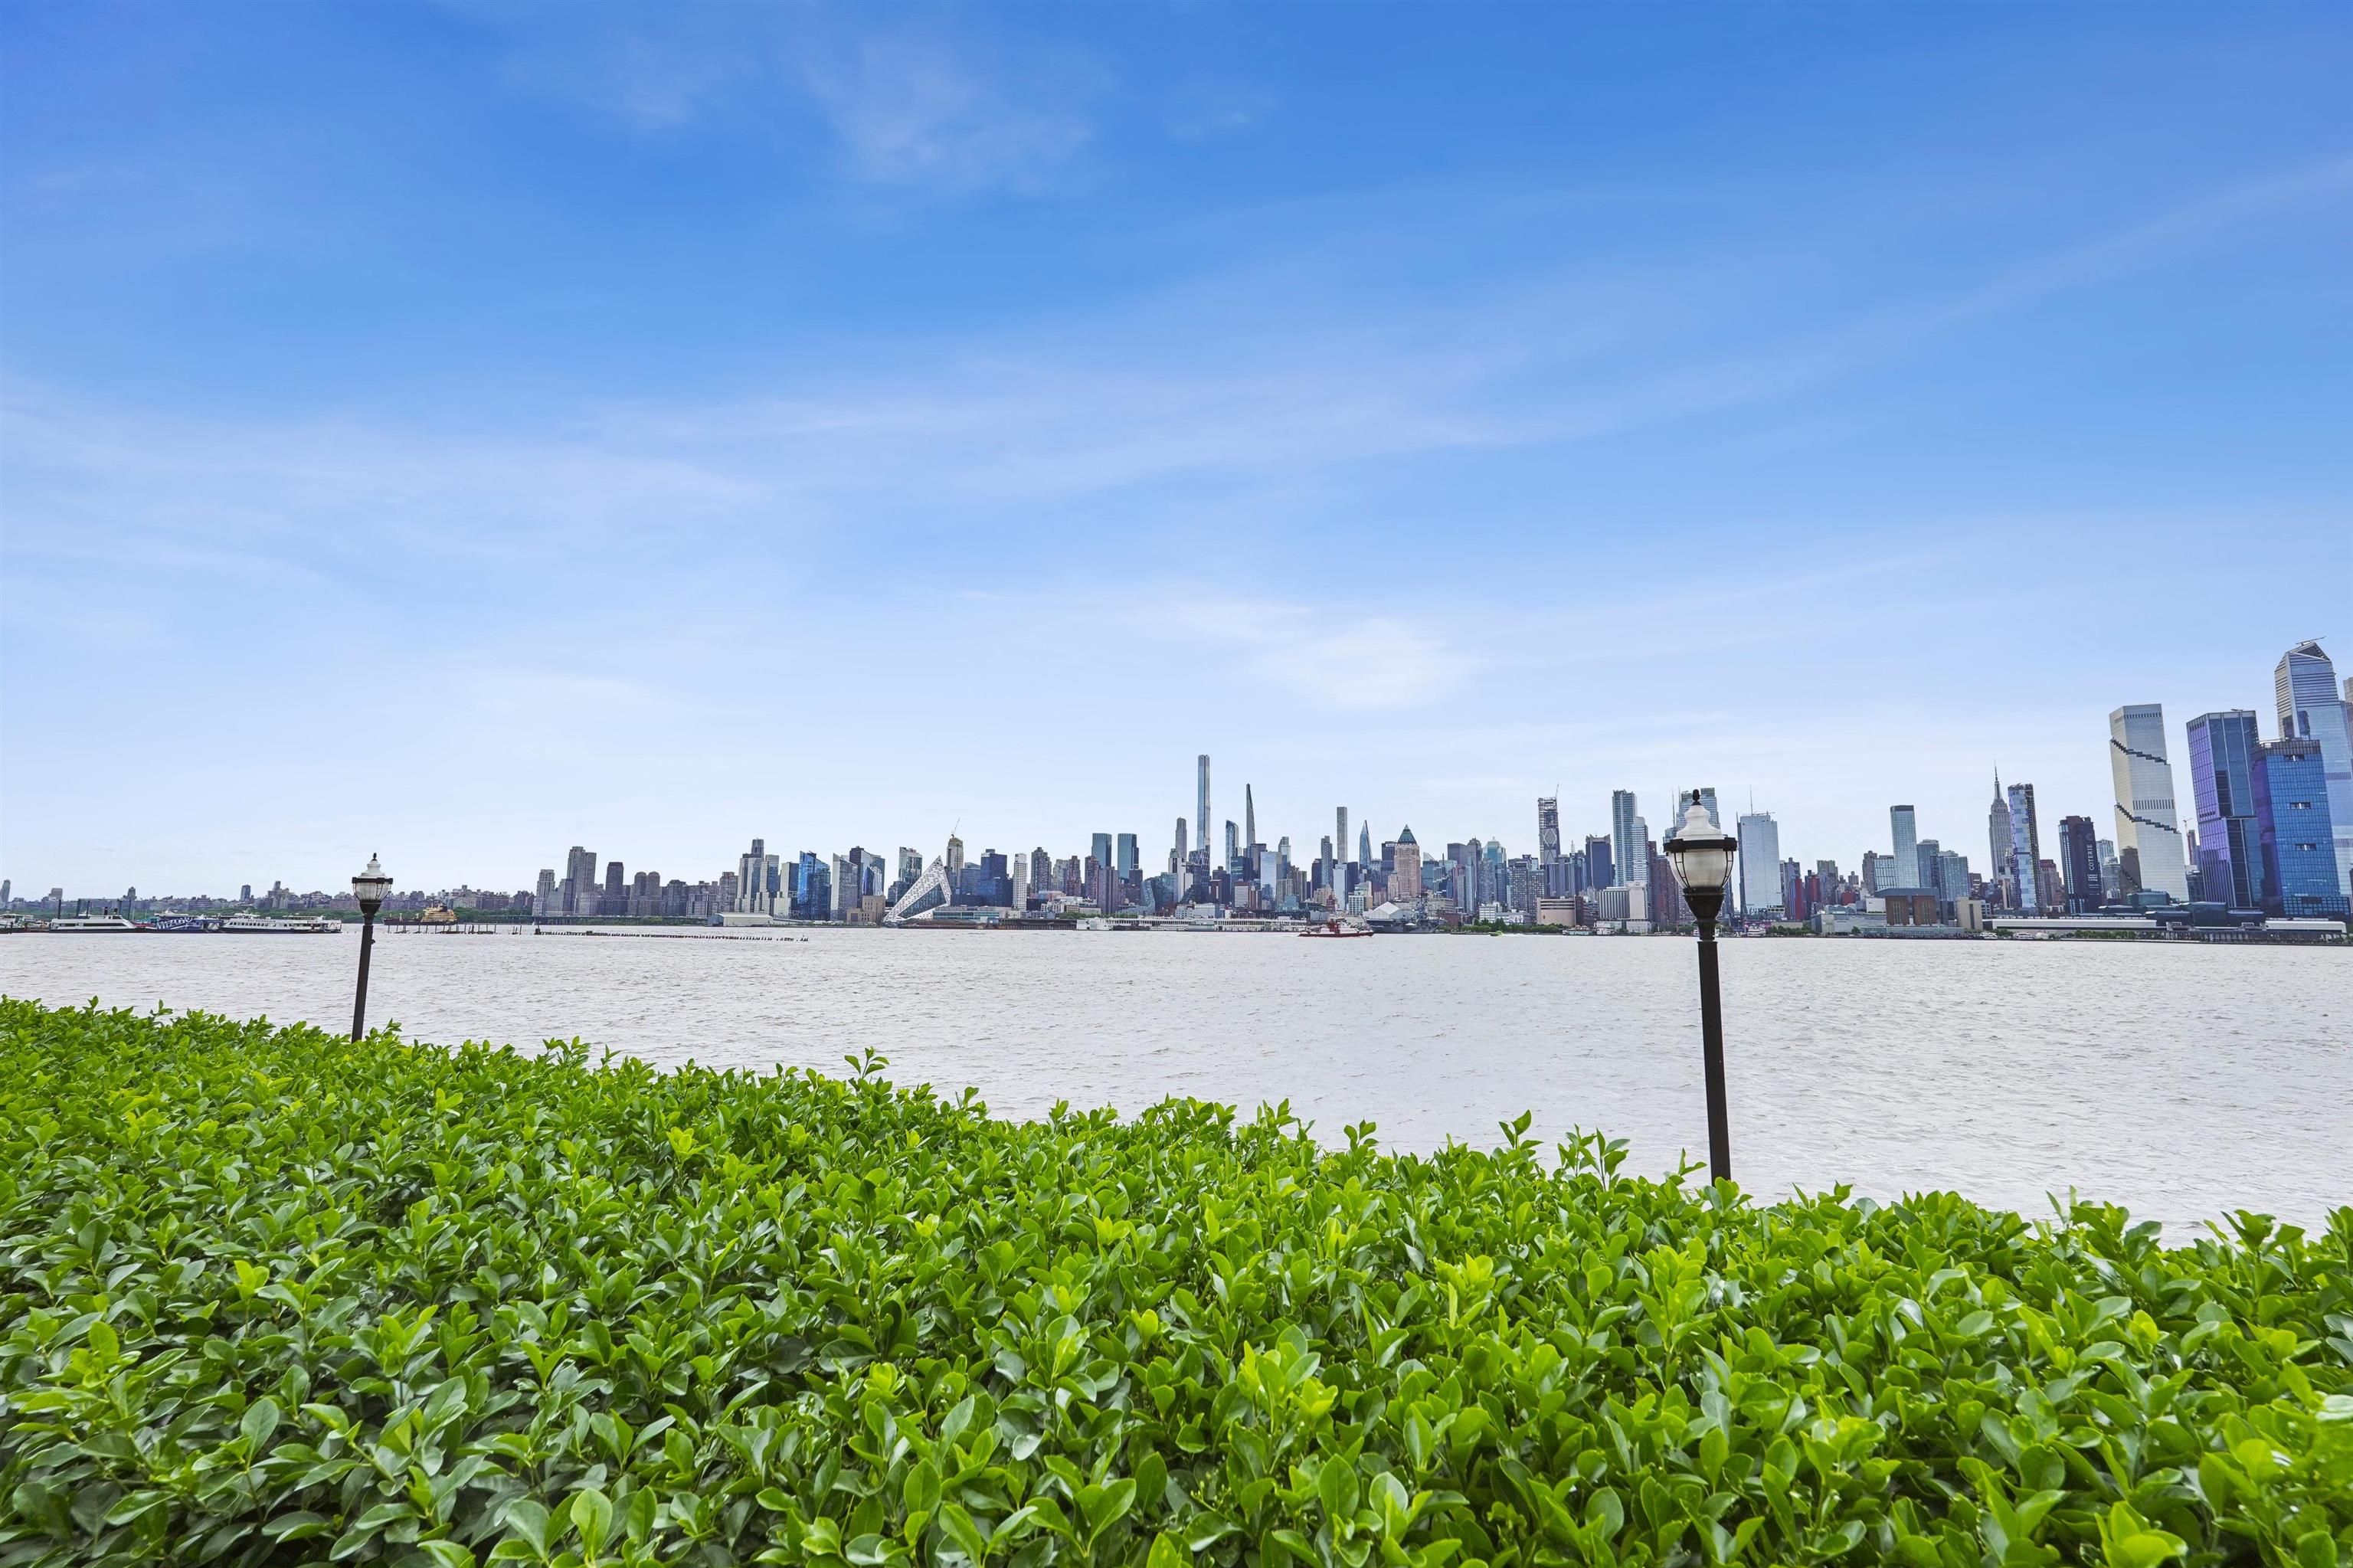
[2058,815,2102,913]
[1244,784,1256,849]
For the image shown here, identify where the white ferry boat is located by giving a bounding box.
[50,915,141,931]
[221,915,342,935]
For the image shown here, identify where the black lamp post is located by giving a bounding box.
[351,853,391,1040]
[1663,791,1739,1185]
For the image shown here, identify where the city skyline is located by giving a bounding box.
[5,7,2351,891]
[21,633,2345,927]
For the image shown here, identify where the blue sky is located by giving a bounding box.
[4,2,2349,895]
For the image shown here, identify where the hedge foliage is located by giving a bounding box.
[2,998,2348,1568]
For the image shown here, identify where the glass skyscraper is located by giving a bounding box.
[2187,710,2266,911]
[2255,738,2347,918]
[1609,790,1640,888]
[2108,703,2188,902]
[2006,782,2041,914]
[2274,641,2353,903]
[1736,810,1781,917]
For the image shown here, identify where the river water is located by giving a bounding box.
[5,926,2346,1233]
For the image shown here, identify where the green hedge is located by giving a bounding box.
[2,999,2348,1568]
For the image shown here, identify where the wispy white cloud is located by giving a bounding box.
[479,3,1106,195]
[1164,82,1275,142]
[1185,597,1476,711]
[794,28,1105,193]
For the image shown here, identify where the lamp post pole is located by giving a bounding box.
[351,854,391,1041]
[1693,899,1732,1183]
[1663,791,1738,1187]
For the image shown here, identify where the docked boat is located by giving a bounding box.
[221,915,342,934]
[50,915,141,931]
[1299,917,1374,938]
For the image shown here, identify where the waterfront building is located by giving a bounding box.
[1584,833,1614,891]
[563,844,597,916]
[1890,805,1919,888]
[735,840,777,915]
[1934,849,1968,912]
[2007,782,2042,915]
[884,857,951,924]
[2274,640,2353,901]
[1609,791,1639,887]
[2109,704,2189,902]
[1333,807,1350,895]
[1736,810,1781,917]
[2255,737,2348,918]
[2187,711,2266,910]
[2058,815,2102,913]
[534,868,555,914]
[1392,827,1422,901]
[1196,755,1212,871]
[1986,778,2012,906]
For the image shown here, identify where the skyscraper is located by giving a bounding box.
[1536,797,1561,867]
[1609,791,1639,888]
[1986,777,2012,905]
[2057,816,2102,913]
[1334,807,1350,898]
[1244,785,1256,850]
[1890,805,1919,888]
[1359,822,1373,873]
[1196,756,1212,872]
[2188,711,2266,910]
[2109,704,2189,902]
[2274,641,2353,902]
[1736,810,1781,917]
[1115,833,1138,885]
[1585,833,1613,891]
[2254,737,2346,918]
[2007,782,2042,915]
[1392,827,1422,901]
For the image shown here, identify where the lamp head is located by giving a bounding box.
[1663,790,1737,921]
[352,853,393,915]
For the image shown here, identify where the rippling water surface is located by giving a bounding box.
[7,926,2346,1231]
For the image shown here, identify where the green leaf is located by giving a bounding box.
[1320,1459,1360,1527]
[568,1487,614,1559]
[1079,1478,1137,1543]
[903,1458,940,1521]
[938,1504,989,1566]
[240,1396,283,1451]
[502,1498,552,1555]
